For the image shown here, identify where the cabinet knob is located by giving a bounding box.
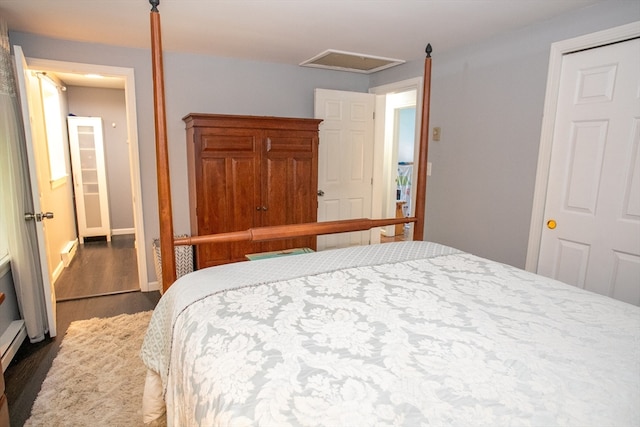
[256,206,261,211]
[262,206,268,211]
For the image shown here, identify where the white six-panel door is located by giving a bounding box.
[537,38,640,305]
[14,46,57,336]
[315,89,375,250]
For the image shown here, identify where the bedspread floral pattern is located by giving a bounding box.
[163,253,640,426]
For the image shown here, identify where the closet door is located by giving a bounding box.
[67,116,111,243]
[261,127,318,252]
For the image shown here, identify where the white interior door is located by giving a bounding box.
[14,46,57,336]
[537,38,640,305]
[315,89,375,250]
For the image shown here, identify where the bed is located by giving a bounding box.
[141,241,640,425]
[141,2,639,425]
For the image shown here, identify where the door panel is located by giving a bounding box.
[13,46,57,336]
[315,89,375,250]
[195,130,260,267]
[537,38,640,305]
[262,131,317,252]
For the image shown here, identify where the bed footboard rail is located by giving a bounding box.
[173,217,417,246]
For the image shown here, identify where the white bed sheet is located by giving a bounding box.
[141,241,639,426]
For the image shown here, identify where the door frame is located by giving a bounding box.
[23,56,150,291]
[525,21,640,272]
[369,77,423,238]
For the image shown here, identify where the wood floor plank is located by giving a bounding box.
[55,234,140,300]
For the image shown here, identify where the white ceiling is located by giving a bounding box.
[1,0,604,86]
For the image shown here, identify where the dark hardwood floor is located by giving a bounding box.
[55,234,139,301]
[4,236,161,426]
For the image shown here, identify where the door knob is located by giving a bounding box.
[25,212,55,222]
[547,219,557,229]
[317,190,325,196]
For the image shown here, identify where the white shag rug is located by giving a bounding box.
[25,311,162,427]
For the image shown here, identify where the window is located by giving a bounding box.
[40,76,68,187]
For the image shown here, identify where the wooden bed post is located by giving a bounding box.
[413,44,432,241]
[150,0,177,291]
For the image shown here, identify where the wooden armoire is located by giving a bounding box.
[183,114,322,268]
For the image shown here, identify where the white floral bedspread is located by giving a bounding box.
[141,242,640,426]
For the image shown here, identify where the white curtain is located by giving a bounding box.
[0,19,48,342]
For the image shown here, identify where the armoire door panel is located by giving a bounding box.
[197,151,260,267]
[263,131,318,253]
[267,135,315,153]
[201,133,256,153]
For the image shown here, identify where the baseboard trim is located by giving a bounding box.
[56,288,140,302]
[112,228,135,236]
[51,260,64,285]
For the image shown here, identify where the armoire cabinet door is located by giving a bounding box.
[261,129,318,252]
[194,128,261,268]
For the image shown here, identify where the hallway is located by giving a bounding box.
[54,234,139,301]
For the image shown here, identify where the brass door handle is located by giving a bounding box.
[547,219,557,229]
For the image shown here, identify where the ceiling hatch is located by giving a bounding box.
[300,49,405,74]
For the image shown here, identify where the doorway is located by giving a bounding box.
[314,78,423,248]
[370,78,423,240]
[17,54,149,300]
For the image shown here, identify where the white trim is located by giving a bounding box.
[300,49,405,74]
[23,57,148,291]
[51,259,64,285]
[111,228,135,236]
[525,21,640,272]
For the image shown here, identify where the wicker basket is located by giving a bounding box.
[152,235,193,293]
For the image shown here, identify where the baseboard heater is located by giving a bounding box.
[61,239,78,267]
[0,320,26,373]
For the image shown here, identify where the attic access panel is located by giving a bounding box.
[300,49,405,74]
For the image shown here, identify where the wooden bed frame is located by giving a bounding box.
[148,1,432,292]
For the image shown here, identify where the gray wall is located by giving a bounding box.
[66,86,134,232]
[10,1,639,281]
[8,31,369,282]
[373,1,640,269]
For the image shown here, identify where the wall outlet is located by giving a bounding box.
[433,127,441,141]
